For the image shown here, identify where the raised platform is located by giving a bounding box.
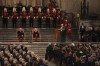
[0,28,56,42]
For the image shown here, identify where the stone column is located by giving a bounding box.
[26,0,29,6]
[36,0,42,6]
[22,0,26,6]
[42,0,45,7]
[7,0,12,6]
[2,0,6,6]
[29,0,35,6]
[0,0,2,6]
[61,0,66,10]
[56,0,61,8]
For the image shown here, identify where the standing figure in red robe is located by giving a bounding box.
[46,8,51,28]
[12,7,18,28]
[2,8,9,28]
[21,7,27,28]
[67,23,72,39]
[56,9,61,27]
[38,7,42,28]
[52,8,57,28]
[28,7,35,27]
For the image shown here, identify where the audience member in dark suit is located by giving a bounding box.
[45,43,53,61]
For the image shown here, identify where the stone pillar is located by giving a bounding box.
[61,0,66,10]
[26,0,29,6]
[42,0,45,7]
[33,0,36,6]
[29,0,35,6]
[22,0,26,6]
[56,0,61,8]
[36,0,42,6]
[7,0,12,6]
[0,0,2,6]
[2,0,6,6]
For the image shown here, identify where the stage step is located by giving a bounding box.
[0,28,56,42]
[25,43,49,58]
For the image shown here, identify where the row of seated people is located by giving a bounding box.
[45,43,100,66]
[0,44,48,66]
[1,6,66,28]
[80,23,100,42]
[17,28,40,42]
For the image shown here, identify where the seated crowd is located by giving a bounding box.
[80,23,100,42]
[46,43,100,66]
[0,44,48,66]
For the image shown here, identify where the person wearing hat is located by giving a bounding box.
[12,7,18,28]
[45,8,51,28]
[37,7,42,28]
[2,8,9,28]
[21,7,27,28]
[28,7,35,27]
[52,8,57,28]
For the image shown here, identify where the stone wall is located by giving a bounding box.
[60,0,100,15]
[0,0,100,15]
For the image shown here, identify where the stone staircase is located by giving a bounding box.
[0,28,56,58]
[0,42,50,58]
[0,28,30,42]
[26,42,49,58]
[0,28,56,42]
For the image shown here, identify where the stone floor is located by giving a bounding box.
[48,62,56,66]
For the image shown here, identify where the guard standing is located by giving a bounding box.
[2,8,9,28]
[52,8,57,28]
[46,8,51,28]
[12,7,18,28]
[21,7,27,28]
[37,7,42,28]
[28,7,35,27]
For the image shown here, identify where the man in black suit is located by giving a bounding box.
[80,23,86,42]
[45,43,53,61]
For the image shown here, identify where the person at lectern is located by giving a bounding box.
[59,24,66,42]
[17,28,24,42]
[32,28,40,41]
